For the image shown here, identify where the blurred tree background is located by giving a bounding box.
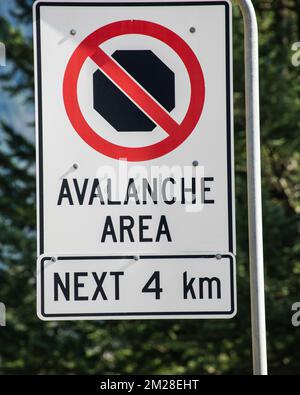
[0,0,299,375]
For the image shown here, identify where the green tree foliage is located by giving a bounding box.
[0,0,299,374]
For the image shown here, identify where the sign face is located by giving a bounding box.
[37,254,236,320]
[34,0,236,320]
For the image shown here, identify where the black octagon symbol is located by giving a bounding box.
[93,50,175,132]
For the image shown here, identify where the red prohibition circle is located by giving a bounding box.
[63,20,205,161]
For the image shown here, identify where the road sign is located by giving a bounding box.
[34,0,236,320]
[34,0,235,256]
[37,254,236,320]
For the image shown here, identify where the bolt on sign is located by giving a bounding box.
[33,0,236,320]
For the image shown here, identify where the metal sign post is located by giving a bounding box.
[33,0,267,375]
[236,0,268,375]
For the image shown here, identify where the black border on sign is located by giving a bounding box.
[35,1,234,255]
[40,254,235,318]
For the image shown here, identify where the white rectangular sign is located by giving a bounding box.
[37,254,236,320]
[34,0,236,320]
[34,0,235,256]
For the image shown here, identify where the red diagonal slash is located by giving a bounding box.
[90,48,180,136]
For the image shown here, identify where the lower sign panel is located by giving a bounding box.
[37,254,236,320]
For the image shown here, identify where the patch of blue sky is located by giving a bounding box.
[0,0,35,142]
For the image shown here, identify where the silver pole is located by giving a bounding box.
[236,0,268,375]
